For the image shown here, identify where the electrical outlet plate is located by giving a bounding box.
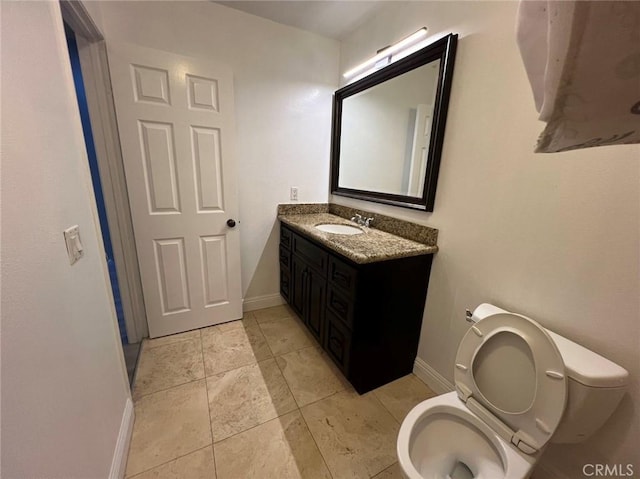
[290,186,298,201]
[64,225,84,265]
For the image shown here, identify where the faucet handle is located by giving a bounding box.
[364,217,374,227]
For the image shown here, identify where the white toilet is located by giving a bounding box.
[397,304,628,479]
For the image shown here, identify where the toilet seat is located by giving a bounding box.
[454,312,567,455]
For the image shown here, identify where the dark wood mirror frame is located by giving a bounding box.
[330,33,458,211]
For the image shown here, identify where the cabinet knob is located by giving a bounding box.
[227,219,236,228]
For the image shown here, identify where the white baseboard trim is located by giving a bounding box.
[413,357,454,395]
[109,397,134,479]
[242,293,285,312]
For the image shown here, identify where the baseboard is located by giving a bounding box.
[413,357,454,394]
[109,398,134,479]
[242,293,285,312]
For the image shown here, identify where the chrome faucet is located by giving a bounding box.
[351,213,374,228]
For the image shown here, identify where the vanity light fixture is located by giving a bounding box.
[342,27,428,79]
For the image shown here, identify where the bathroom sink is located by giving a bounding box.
[315,224,364,235]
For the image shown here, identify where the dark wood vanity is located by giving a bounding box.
[279,223,433,394]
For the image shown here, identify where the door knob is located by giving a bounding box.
[227,219,236,228]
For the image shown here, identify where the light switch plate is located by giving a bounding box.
[64,225,84,265]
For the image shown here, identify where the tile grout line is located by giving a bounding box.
[202,314,301,447]
[374,461,400,478]
[272,351,335,479]
[132,336,204,400]
[126,444,213,479]
[254,315,277,358]
[298,406,336,479]
[211,408,299,446]
[370,389,402,426]
[202,324,340,460]
[144,335,196,350]
[132,374,206,402]
[135,310,362,477]
[254,312,318,358]
[199,328,219,479]
[365,390,403,478]
[208,352,301,445]
[128,312,304,477]
[127,333,211,478]
[208,360,348,445]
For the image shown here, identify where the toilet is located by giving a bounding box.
[397,304,629,479]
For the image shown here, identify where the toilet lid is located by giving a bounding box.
[454,312,567,454]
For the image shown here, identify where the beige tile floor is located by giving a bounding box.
[125,305,437,479]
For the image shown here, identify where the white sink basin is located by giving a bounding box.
[315,223,364,235]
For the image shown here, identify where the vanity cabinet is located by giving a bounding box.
[279,223,433,394]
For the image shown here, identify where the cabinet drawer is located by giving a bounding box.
[326,285,354,329]
[279,245,291,268]
[280,266,291,301]
[328,256,357,296]
[293,234,327,276]
[324,312,351,374]
[280,225,292,249]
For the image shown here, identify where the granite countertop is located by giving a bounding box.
[278,212,438,264]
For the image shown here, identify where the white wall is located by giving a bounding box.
[336,2,639,477]
[1,2,131,477]
[94,0,339,303]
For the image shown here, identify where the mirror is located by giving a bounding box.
[331,34,457,211]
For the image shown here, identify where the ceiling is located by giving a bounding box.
[215,1,389,40]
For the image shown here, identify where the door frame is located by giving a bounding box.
[61,0,148,342]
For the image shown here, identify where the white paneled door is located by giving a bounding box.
[108,43,242,338]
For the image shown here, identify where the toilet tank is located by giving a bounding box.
[470,304,629,444]
[545,329,628,444]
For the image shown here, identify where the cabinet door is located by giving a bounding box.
[279,265,291,302]
[305,269,325,343]
[280,225,292,250]
[291,255,306,316]
[324,310,351,374]
[326,285,354,329]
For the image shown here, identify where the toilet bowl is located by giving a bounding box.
[397,304,629,479]
[397,393,535,479]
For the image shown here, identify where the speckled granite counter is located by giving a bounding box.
[278,211,438,264]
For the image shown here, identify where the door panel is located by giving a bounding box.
[139,121,180,213]
[191,126,224,211]
[154,238,190,314]
[187,75,219,111]
[108,42,242,337]
[200,235,229,306]
[132,65,171,104]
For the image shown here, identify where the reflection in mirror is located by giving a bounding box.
[331,34,458,211]
[339,59,441,197]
